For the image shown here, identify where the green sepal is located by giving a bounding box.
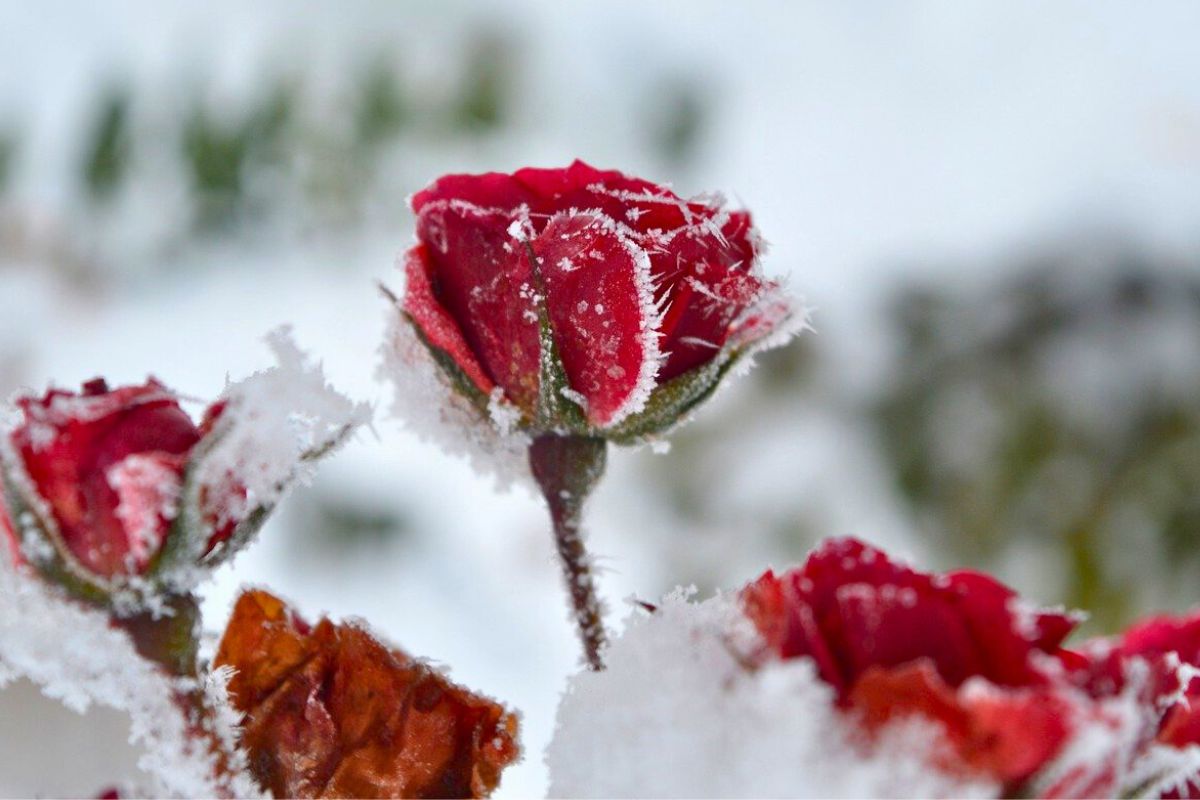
[524,240,588,434]
[404,311,495,419]
[533,294,588,434]
[606,350,743,444]
[147,412,357,585]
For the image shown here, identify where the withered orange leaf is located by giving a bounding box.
[214,590,520,799]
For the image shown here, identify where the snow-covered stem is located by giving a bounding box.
[528,434,608,671]
[116,594,250,798]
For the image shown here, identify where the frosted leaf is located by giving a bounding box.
[170,326,369,582]
[201,327,369,518]
[378,301,531,491]
[0,561,261,798]
[546,590,996,799]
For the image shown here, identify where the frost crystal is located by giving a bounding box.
[378,301,531,490]
[546,591,996,798]
[200,327,369,520]
[174,327,370,579]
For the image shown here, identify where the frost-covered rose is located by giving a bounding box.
[381,161,804,669]
[385,160,801,443]
[0,331,367,602]
[0,379,228,582]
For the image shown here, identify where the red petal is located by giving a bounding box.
[412,170,534,218]
[655,212,767,381]
[741,538,1083,698]
[402,244,496,398]
[1117,613,1200,667]
[832,579,986,689]
[742,569,851,694]
[515,160,697,234]
[536,212,658,427]
[851,662,1071,787]
[103,451,187,570]
[414,201,540,412]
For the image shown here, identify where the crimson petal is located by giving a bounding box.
[536,212,659,427]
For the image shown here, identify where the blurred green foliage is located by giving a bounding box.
[82,87,132,201]
[449,34,510,134]
[354,59,410,148]
[650,78,708,166]
[6,31,719,267]
[876,252,1200,629]
[0,130,14,194]
[183,83,294,229]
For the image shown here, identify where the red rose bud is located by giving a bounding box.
[0,379,206,585]
[386,160,802,441]
[383,162,803,670]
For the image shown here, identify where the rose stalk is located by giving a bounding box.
[381,161,803,668]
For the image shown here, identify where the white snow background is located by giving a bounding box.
[1,1,1199,796]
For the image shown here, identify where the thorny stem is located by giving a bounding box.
[529,434,609,671]
[117,593,247,799]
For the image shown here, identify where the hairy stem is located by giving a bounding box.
[529,434,609,671]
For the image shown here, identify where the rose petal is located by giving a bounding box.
[537,212,659,427]
[402,244,496,398]
[851,662,1071,787]
[415,201,540,412]
[742,538,1083,695]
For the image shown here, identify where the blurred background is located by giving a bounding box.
[2,1,1199,795]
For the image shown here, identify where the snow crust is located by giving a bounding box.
[546,590,996,799]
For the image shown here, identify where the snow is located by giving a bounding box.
[546,589,996,799]
[108,453,183,570]
[0,560,261,798]
[200,327,370,525]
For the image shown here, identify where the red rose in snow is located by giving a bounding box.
[0,378,237,586]
[741,537,1085,789]
[389,160,799,438]
[383,161,803,670]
